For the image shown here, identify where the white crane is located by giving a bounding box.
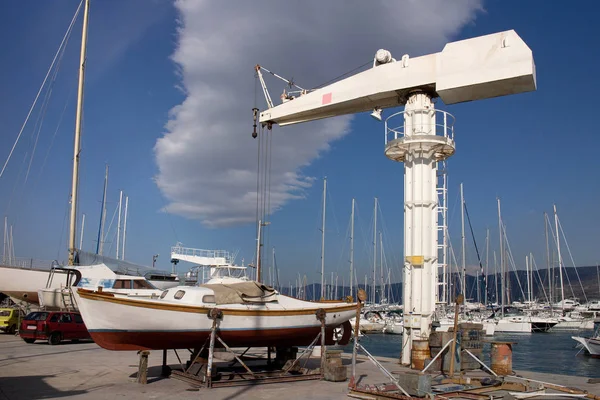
[256,30,536,365]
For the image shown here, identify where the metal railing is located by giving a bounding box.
[0,257,56,270]
[385,109,455,145]
[171,245,235,265]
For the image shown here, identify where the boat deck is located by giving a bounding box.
[0,334,598,399]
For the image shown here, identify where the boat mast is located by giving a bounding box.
[544,213,552,307]
[372,197,378,303]
[349,198,355,299]
[380,231,383,303]
[3,216,7,264]
[460,183,466,297]
[68,0,90,266]
[485,228,489,306]
[121,196,128,260]
[525,255,530,303]
[116,190,123,259]
[493,251,499,304]
[96,164,109,255]
[497,198,505,317]
[320,177,327,300]
[79,213,85,250]
[554,204,565,312]
[256,219,262,282]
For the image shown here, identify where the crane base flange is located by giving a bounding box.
[385,135,455,163]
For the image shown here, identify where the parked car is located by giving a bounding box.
[19,311,90,345]
[0,308,22,334]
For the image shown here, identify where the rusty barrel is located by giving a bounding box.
[411,340,430,370]
[490,341,514,375]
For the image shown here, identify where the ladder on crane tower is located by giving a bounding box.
[436,161,449,304]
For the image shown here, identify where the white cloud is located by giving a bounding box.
[155,0,483,227]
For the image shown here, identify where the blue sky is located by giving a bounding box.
[0,1,598,287]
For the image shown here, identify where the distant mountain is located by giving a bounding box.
[278,266,600,304]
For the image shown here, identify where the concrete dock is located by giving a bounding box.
[0,334,598,399]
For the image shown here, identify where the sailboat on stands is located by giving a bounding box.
[74,245,356,350]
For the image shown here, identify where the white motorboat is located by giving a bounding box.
[553,312,595,330]
[572,320,600,356]
[73,283,356,350]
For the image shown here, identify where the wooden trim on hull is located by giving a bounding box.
[77,289,358,316]
[90,321,352,351]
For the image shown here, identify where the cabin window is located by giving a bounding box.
[113,279,132,289]
[202,295,215,304]
[50,314,60,322]
[160,290,168,299]
[74,314,84,323]
[0,311,10,317]
[174,290,186,300]
[133,280,154,289]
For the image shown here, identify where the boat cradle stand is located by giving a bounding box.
[168,307,332,388]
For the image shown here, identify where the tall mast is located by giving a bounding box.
[349,198,355,298]
[372,197,378,303]
[380,231,384,302]
[121,196,128,260]
[3,216,7,264]
[544,213,551,305]
[96,164,109,255]
[256,220,262,282]
[116,190,123,259]
[79,213,85,250]
[493,250,499,304]
[68,0,90,266]
[525,255,530,303]
[554,204,565,311]
[460,183,466,296]
[497,198,505,317]
[320,177,327,300]
[485,228,489,305]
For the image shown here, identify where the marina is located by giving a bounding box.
[1,0,600,399]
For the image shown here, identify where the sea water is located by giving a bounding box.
[346,331,599,378]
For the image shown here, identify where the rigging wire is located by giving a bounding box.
[0,0,83,181]
[463,201,487,304]
[556,217,588,303]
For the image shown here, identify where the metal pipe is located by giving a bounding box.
[350,198,355,298]
[422,338,454,373]
[320,178,327,299]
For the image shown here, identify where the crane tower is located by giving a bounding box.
[257,30,536,365]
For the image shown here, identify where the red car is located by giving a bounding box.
[20,311,90,345]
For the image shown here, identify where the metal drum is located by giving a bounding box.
[411,340,430,370]
[490,342,514,375]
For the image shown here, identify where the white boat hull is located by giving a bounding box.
[572,336,600,356]
[74,289,356,350]
[553,319,594,330]
[0,265,69,304]
[493,319,532,333]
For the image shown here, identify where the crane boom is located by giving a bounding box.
[259,30,535,126]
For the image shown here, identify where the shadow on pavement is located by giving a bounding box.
[0,375,88,400]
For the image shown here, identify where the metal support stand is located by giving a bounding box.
[161,349,169,377]
[169,307,325,388]
[206,308,222,388]
[316,308,327,380]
